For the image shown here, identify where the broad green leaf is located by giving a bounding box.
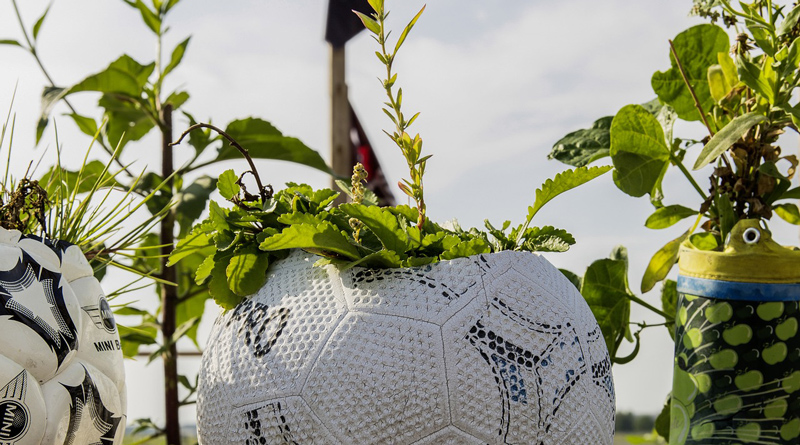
[778,4,800,36]
[526,165,612,222]
[118,324,157,358]
[339,203,410,254]
[775,203,800,224]
[67,113,99,138]
[208,255,239,310]
[133,0,161,34]
[519,226,575,253]
[645,205,698,229]
[259,222,361,260]
[163,37,190,77]
[99,93,156,150]
[0,39,23,47]
[651,24,729,121]
[216,118,331,174]
[70,55,154,96]
[276,211,327,226]
[227,245,270,296]
[736,54,777,104]
[195,254,215,285]
[641,231,688,293]
[548,116,612,167]
[32,3,52,41]
[217,169,240,200]
[168,230,211,266]
[208,201,229,232]
[440,238,490,260]
[354,11,380,35]
[367,0,382,13]
[175,176,217,237]
[689,232,720,250]
[581,255,632,359]
[661,279,677,340]
[609,104,670,197]
[694,113,766,170]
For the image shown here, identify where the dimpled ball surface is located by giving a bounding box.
[198,250,614,444]
[0,228,126,445]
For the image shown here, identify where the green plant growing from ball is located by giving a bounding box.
[170,0,611,310]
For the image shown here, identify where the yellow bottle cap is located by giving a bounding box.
[678,219,800,284]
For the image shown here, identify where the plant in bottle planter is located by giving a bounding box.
[0,112,169,445]
[551,0,800,442]
[169,1,617,444]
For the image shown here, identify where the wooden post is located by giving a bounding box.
[331,45,352,203]
[159,104,181,445]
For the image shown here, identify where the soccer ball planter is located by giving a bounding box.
[197,250,615,444]
[0,227,126,445]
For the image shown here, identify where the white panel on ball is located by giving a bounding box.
[0,228,126,444]
[197,250,615,444]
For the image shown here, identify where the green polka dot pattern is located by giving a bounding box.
[670,294,800,444]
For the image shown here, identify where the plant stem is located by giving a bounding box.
[670,152,708,201]
[376,8,426,229]
[669,39,715,137]
[172,123,271,202]
[628,293,673,320]
[158,104,180,445]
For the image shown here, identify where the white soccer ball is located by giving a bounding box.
[198,250,615,444]
[0,228,126,445]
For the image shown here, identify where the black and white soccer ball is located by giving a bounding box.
[0,228,125,445]
[198,250,615,444]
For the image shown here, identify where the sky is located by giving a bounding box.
[1,0,799,428]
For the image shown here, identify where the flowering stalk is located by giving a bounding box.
[349,163,368,243]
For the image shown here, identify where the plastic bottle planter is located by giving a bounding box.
[197,250,615,444]
[670,220,800,444]
[0,228,126,445]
